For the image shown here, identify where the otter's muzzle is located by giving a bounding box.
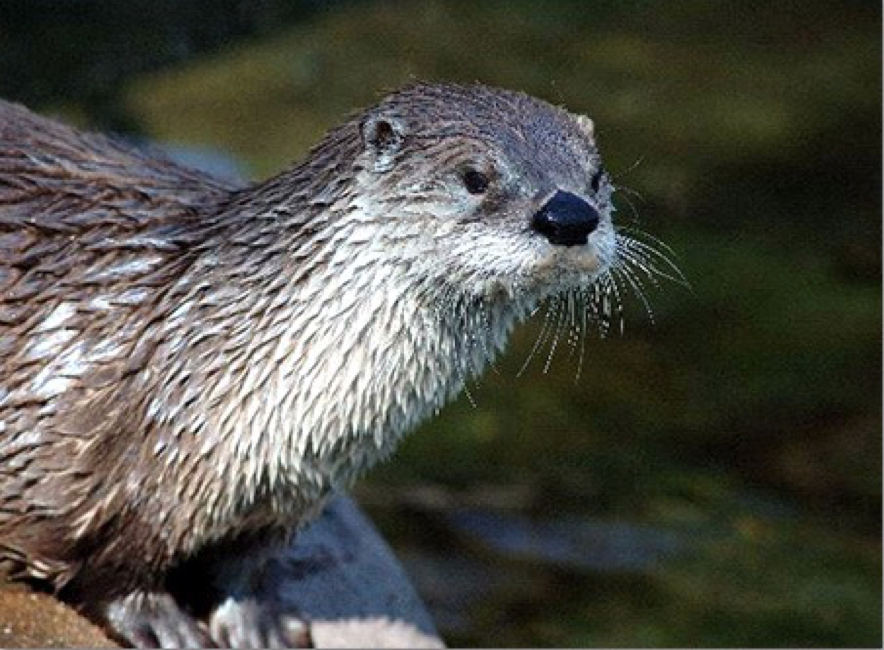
[531,190,600,247]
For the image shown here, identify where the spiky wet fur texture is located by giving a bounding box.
[0,83,644,645]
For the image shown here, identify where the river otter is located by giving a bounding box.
[1,83,622,647]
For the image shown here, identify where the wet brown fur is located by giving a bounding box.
[0,101,237,597]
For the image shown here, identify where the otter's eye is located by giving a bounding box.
[462,169,489,195]
[590,167,605,193]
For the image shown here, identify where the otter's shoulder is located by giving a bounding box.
[0,100,238,323]
[0,101,236,417]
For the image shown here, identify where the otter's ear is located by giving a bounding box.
[574,113,595,142]
[361,114,406,171]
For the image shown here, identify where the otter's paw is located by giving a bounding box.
[104,591,213,648]
[209,596,311,648]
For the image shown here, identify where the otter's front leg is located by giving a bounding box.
[208,592,310,648]
[102,571,309,649]
[204,549,311,649]
[102,531,309,648]
[174,528,309,649]
[103,590,213,648]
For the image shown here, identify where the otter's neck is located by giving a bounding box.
[167,184,524,527]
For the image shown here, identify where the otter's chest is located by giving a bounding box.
[280,302,510,490]
[185,274,518,532]
[268,297,490,493]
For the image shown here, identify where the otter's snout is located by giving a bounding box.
[531,190,600,247]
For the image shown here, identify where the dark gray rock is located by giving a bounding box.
[265,496,444,648]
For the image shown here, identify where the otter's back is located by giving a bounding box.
[0,100,236,399]
[0,101,235,585]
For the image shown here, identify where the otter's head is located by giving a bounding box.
[351,83,615,303]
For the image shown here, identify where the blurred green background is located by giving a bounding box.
[2,0,880,646]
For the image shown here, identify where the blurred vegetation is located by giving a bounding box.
[2,0,880,646]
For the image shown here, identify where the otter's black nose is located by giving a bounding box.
[531,190,600,247]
